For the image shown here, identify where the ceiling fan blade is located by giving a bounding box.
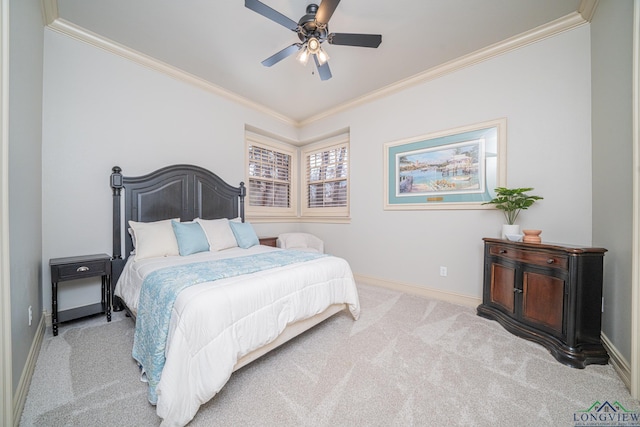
[328,33,382,48]
[313,55,332,81]
[261,44,302,67]
[245,0,298,31]
[315,0,340,25]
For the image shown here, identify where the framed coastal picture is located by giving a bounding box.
[383,118,506,210]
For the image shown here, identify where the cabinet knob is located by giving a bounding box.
[513,288,523,293]
[499,249,507,254]
[76,266,90,272]
[546,258,555,264]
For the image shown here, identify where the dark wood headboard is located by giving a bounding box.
[110,164,245,306]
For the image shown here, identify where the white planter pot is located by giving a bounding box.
[501,224,521,240]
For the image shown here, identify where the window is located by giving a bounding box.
[248,145,290,207]
[302,135,349,218]
[245,132,297,219]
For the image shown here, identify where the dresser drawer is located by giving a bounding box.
[489,244,568,270]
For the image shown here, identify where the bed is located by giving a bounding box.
[109,164,360,427]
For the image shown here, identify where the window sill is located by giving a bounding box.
[247,216,351,224]
[299,217,351,224]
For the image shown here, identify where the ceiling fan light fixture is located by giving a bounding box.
[296,44,311,66]
[307,37,320,54]
[317,47,329,65]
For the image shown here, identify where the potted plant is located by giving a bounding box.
[483,187,543,239]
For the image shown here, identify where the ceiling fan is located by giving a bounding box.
[245,0,382,81]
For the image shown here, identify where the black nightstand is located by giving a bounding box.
[50,254,112,336]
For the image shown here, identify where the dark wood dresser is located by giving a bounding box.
[477,238,609,368]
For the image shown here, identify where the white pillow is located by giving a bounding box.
[128,218,180,261]
[194,218,238,251]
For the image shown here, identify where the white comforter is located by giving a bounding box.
[115,246,360,426]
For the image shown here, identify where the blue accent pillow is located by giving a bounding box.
[171,220,210,256]
[229,221,259,249]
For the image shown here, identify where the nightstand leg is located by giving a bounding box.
[105,275,111,322]
[101,275,105,311]
[52,280,58,336]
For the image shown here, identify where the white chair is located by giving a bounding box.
[276,233,324,253]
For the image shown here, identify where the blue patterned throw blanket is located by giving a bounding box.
[132,250,326,404]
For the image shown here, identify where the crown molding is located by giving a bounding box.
[300,11,589,126]
[41,0,57,25]
[578,0,600,22]
[42,0,589,128]
[42,0,296,127]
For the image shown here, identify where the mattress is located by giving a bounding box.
[114,245,360,426]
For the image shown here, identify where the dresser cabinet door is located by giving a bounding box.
[489,262,516,313]
[521,269,566,338]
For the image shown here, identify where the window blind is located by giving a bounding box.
[305,144,348,209]
[248,144,291,208]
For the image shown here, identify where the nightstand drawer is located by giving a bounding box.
[55,260,109,280]
[50,254,111,282]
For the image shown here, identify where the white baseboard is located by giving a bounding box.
[353,273,482,308]
[601,332,631,391]
[12,312,45,427]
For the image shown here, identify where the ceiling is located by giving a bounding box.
[47,0,590,124]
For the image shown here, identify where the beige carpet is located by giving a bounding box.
[20,284,640,426]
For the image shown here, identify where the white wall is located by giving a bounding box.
[42,24,594,317]
[9,0,43,395]
[591,0,634,364]
[300,25,593,299]
[41,29,298,311]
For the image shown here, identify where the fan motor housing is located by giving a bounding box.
[297,3,328,42]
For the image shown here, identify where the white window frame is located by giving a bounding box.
[245,131,298,220]
[301,134,350,219]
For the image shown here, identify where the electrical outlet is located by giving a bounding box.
[439,266,447,277]
[28,305,32,326]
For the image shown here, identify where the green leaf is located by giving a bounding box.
[482,187,543,225]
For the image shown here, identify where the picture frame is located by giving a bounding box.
[383,118,506,210]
